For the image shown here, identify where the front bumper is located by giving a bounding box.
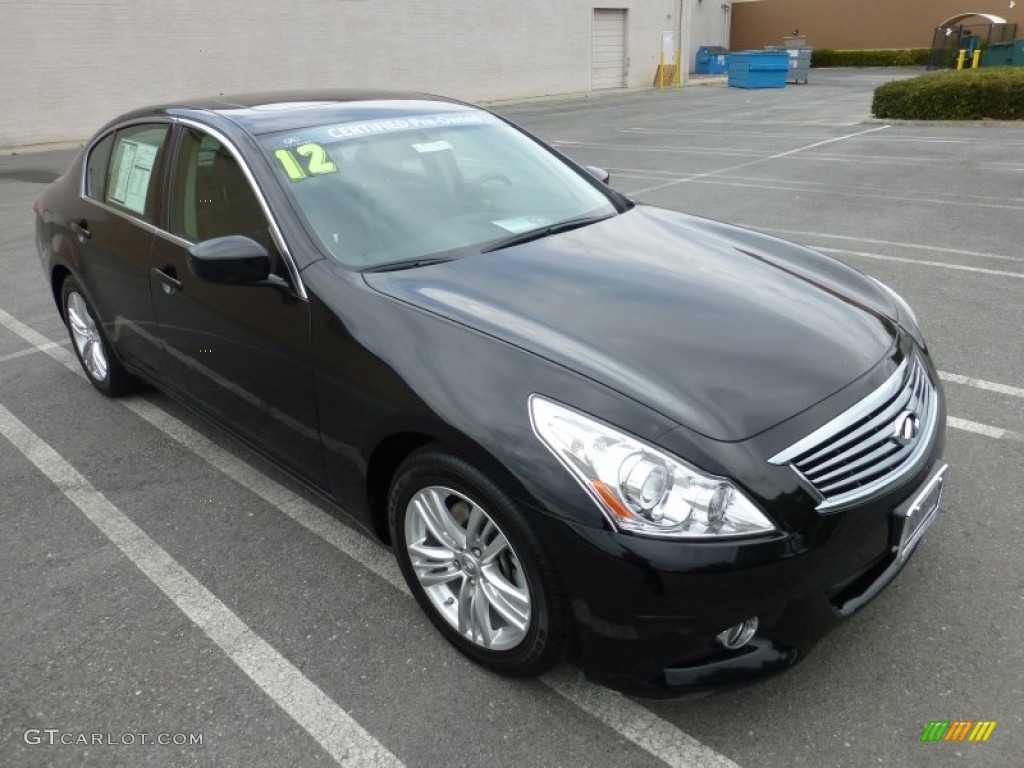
[531,457,948,698]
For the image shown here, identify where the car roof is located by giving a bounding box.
[118,90,479,137]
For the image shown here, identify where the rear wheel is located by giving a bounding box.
[389,445,571,676]
[61,276,141,397]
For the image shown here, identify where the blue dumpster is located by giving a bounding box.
[695,46,729,75]
[727,51,789,89]
[983,40,1024,67]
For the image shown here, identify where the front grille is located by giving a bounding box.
[769,354,939,511]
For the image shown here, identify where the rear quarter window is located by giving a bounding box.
[84,132,114,200]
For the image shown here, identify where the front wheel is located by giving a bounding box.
[388,446,571,676]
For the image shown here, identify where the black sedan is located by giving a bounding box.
[32,91,947,697]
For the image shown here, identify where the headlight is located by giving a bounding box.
[529,396,776,539]
[871,277,924,345]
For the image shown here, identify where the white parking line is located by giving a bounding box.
[0,306,741,768]
[759,229,1024,264]
[130,402,404,590]
[869,136,1024,146]
[668,178,1024,214]
[810,246,1024,280]
[939,372,1024,400]
[553,140,758,158]
[123,399,741,768]
[622,127,838,140]
[712,175,1024,207]
[783,154,939,168]
[632,120,865,128]
[606,147,1024,173]
[0,402,403,768]
[2,306,1019,764]
[611,171,1024,214]
[947,416,1024,443]
[627,126,891,196]
[542,666,739,768]
[0,339,69,364]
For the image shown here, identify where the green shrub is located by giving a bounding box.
[872,67,1024,120]
[811,49,931,68]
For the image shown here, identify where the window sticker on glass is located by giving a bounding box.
[412,140,453,154]
[272,111,500,149]
[492,216,550,233]
[273,143,338,181]
[108,139,159,215]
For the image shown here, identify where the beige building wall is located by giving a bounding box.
[731,0,1024,50]
[689,1,733,56]
[0,0,684,148]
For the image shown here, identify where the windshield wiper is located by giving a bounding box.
[481,212,615,253]
[363,256,456,273]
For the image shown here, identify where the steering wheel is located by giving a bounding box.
[460,172,513,202]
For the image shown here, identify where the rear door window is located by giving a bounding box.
[104,124,170,223]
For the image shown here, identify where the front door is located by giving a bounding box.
[148,124,324,485]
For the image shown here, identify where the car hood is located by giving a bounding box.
[364,206,899,441]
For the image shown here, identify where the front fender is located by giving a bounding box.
[305,260,680,534]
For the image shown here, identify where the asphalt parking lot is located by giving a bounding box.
[2,68,1022,767]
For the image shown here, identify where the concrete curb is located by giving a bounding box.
[0,140,85,156]
[862,116,1024,126]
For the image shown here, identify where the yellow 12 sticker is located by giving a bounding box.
[274,143,338,181]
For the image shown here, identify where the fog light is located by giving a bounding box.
[716,617,758,650]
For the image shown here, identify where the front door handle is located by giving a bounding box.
[70,219,91,241]
[152,266,183,295]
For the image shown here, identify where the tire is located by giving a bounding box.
[388,445,571,677]
[61,275,142,397]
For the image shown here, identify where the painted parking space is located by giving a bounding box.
[2,69,1021,768]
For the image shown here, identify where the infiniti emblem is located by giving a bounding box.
[892,410,921,446]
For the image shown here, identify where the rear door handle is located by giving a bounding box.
[70,219,91,241]
[152,266,183,294]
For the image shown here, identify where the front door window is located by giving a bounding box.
[168,127,273,253]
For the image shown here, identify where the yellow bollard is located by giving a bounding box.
[972,49,982,69]
[957,49,966,70]
[658,50,665,90]
[675,48,682,87]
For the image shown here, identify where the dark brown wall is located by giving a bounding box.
[731,0,1023,50]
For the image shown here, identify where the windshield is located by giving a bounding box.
[259,110,617,268]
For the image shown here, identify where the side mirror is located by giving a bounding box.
[187,236,271,285]
[585,165,611,185]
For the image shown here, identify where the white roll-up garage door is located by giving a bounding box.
[592,8,627,89]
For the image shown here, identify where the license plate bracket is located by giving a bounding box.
[894,464,947,560]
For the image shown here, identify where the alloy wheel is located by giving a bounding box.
[66,291,109,382]
[404,485,532,651]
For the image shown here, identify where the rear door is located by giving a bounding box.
[147,123,324,485]
[76,122,171,374]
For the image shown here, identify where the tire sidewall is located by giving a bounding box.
[389,449,562,676]
[61,276,118,395]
